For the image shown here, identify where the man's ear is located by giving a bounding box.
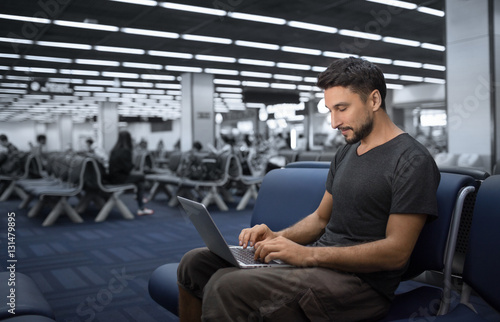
[370,90,382,111]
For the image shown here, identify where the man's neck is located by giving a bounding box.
[357,112,404,155]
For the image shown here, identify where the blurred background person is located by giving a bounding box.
[108,131,153,216]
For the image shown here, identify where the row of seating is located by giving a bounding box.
[148,162,500,321]
[12,153,138,226]
[145,151,264,211]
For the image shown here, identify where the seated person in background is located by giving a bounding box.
[177,57,440,321]
[0,134,18,154]
[30,134,48,168]
[85,138,109,168]
[108,131,153,216]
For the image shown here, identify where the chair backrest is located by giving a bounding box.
[66,155,91,188]
[462,174,500,310]
[251,167,328,230]
[285,161,331,169]
[403,172,476,280]
[318,151,336,162]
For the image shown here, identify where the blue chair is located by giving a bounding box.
[285,161,331,169]
[148,167,329,316]
[380,172,476,320]
[391,175,500,321]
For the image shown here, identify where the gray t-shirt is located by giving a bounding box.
[313,133,440,300]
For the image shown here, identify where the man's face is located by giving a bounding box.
[324,86,374,145]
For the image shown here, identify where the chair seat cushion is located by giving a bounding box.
[148,263,180,316]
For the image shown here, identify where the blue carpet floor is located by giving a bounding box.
[0,192,253,321]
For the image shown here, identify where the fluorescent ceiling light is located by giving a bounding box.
[228,12,286,25]
[424,77,446,84]
[205,68,239,75]
[311,66,326,72]
[240,71,273,78]
[13,66,57,73]
[339,29,382,41]
[287,21,337,33]
[49,78,84,84]
[384,73,399,80]
[111,0,157,6]
[0,89,26,94]
[95,45,145,55]
[101,71,139,78]
[246,103,266,109]
[0,13,50,24]
[53,20,119,32]
[7,76,32,81]
[304,77,318,83]
[242,81,270,88]
[148,50,193,59]
[234,40,279,50]
[271,83,297,90]
[165,65,203,73]
[195,55,236,63]
[386,83,404,90]
[276,62,311,70]
[274,74,303,82]
[216,87,242,93]
[366,0,417,10]
[423,63,446,71]
[160,2,226,16]
[121,27,179,39]
[155,83,181,89]
[421,43,446,51]
[400,75,424,82]
[220,93,243,99]
[37,41,91,50]
[281,46,322,56]
[137,89,165,95]
[86,80,115,86]
[0,53,21,59]
[123,62,163,70]
[214,79,241,86]
[121,81,154,87]
[393,60,423,68]
[0,37,34,45]
[25,55,72,63]
[238,58,275,67]
[73,86,105,91]
[76,59,120,66]
[182,34,232,44]
[323,51,358,58]
[383,36,420,47]
[417,6,445,17]
[361,56,392,64]
[107,87,136,93]
[141,74,175,81]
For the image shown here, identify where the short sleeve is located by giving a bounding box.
[390,154,440,217]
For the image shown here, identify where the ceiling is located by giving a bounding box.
[0,0,445,123]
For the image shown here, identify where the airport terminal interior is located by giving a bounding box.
[1,0,500,321]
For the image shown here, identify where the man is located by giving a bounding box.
[177,57,440,321]
[0,134,18,154]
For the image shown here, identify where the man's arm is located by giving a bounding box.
[255,212,427,272]
[239,190,333,248]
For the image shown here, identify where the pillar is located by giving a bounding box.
[58,115,73,151]
[180,73,215,152]
[446,0,500,172]
[98,101,119,154]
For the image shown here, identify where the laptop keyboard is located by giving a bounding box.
[231,247,261,264]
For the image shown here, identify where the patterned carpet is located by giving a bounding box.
[0,191,253,321]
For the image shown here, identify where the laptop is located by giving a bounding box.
[177,196,291,268]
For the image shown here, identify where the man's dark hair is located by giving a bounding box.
[0,134,7,142]
[317,57,387,110]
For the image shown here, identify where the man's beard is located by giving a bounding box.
[343,116,374,145]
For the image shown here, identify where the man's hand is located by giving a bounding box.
[238,224,277,248]
[254,237,316,267]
